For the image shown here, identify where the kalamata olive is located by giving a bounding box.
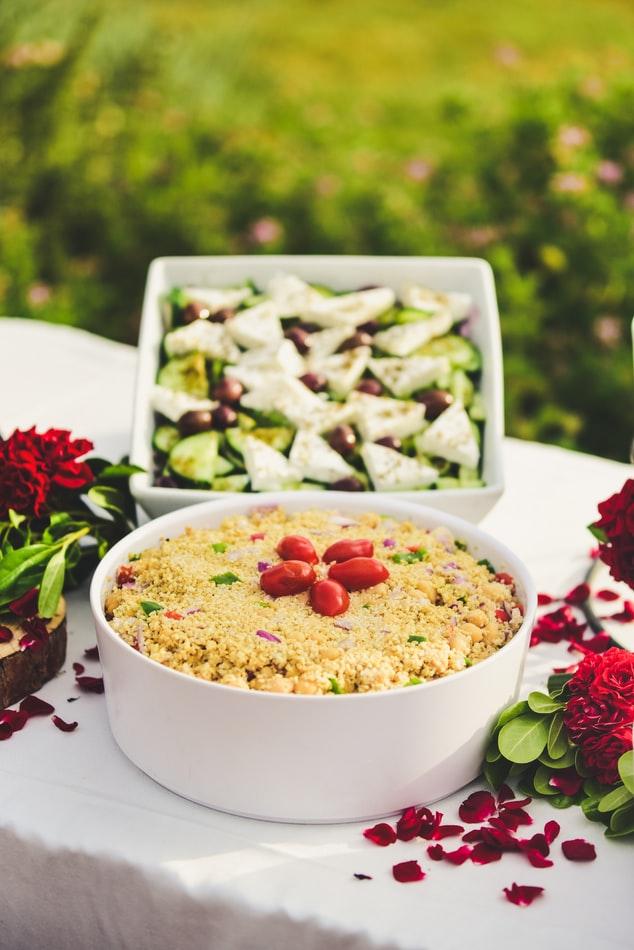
[156,474,178,488]
[209,307,236,324]
[213,377,244,405]
[182,301,210,324]
[356,378,383,396]
[414,389,454,420]
[376,435,402,451]
[328,425,357,456]
[284,326,312,355]
[338,331,373,352]
[297,321,320,334]
[211,405,238,430]
[300,372,327,393]
[359,320,380,334]
[310,579,350,617]
[330,476,365,492]
[178,409,214,436]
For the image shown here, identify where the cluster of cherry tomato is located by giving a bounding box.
[259,535,390,616]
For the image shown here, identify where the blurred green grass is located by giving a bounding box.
[1,0,633,459]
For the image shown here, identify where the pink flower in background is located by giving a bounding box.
[596,160,623,185]
[552,172,589,195]
[593,316,622,348]
[405,158,432,183]
[494,43,521,67]
[557,125,590,149]
[249,217,283,245]
[624,192,634,211]
[27,283,51,306]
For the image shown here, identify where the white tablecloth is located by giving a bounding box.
[0,319,631,950]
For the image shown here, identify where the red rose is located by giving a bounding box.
[566,652,603,697]
[0,427,94,518]
[592,479,634,588]
[589,649,634,710]
[564,694,631,742]
[579,727,632,786]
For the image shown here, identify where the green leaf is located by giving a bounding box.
[212,542,228,554]
[485,737,502,763]
[549,793,575,809]
[581,796,606,823]
[8,509,26,530]
[608,801,634,837]
[528,691,564,715]
[211,572,240,585]
[618,750,634,794]
[407,634,427,643]
[97,463,145,479]
[483,756,510,790]
[538,747,576,769]
[140,600,163,615]
[37,547,67,618]
[495,700,529,731]
[587,523,607,543]
[575,748,593,778]
[390,548,427,564]
[547,711,570,759]
[498,713,549,764]
[583,777,606,798]
[0,543,59,594]
[547,673,572,695]
[532,765,559,796]
[87,485,127,517]
[598,783,634,814]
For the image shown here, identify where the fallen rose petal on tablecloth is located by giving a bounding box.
[562,839,597,862]
[503,883,545,906]
[392,860,425,883]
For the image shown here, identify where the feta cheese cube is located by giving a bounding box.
[266,273,324,316]
[243,435,301,491]
[151,385,216,423]
[303,287,395,328]
[373,312,452,356]
[416,401,480,468]
[226,302,283,349]
[348,392,426,442]
[361,442,437,491]
[367,356,449,397]
[164,320,240,362]
[289,430,356,484]
[320,346,371,397]
[182,285,252,313]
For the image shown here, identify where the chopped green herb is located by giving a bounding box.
[455,540,468,552]
[140,600,163,615]
[212,542,228,554]
[405,676,422,686]
[128,553,141,561]
[477,558,496,575]
[390,547,427,565]
[329,677,343,694]
[258,599,272,608]
[407,634,428,643]
[456,594,467,605]
[211,571,241,585]
[362,604,372,610]
[464,657,473,667]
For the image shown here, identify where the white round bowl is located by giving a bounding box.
[90,492,536,823]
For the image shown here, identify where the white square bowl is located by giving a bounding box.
[130,256,504,521]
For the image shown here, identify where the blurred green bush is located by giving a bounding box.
[0,2,632,460]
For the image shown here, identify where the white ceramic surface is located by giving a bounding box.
[130,256,504,522]
[90,492,535,823]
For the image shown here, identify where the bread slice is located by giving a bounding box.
[0,599,67,709]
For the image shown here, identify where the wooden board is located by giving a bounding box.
[0,601,67,709]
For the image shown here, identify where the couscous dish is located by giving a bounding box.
[104,506,522,695]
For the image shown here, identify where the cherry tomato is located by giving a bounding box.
[328,557,389,591]
[495,572,514,587]
[116,565,135,586]
[322,538,374,563]
[276,534,319,565]
[310,579,350,616]
[260,560,316,597]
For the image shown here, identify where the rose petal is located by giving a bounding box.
[435,824,465,839]
[428,844,472,865]
[0,722,14,740]
[19,694,55,716]
[549,769,583,797]
[418,809,444,840]
[84,645,99,660]
[363,822,397,846]
[501,796,532,811]
[0,625,13,643]
[564,583,590,605]
[0,709,28,731]
[498,810,532,831]
[523,848,554,869]
[392,860,425,883]
[8,587,39,618]
[52,715,78,732]
[396,806,422,841]
[537,593,554,606]
[497,784,515,804]
[462,829,484,843]
[544,820,560,845]
[601,601,634,623]
[458,790,496,823]
[75,676,105,694]
[520,833,549,857]
[595,589,620,601]
[561,838,597,862]
[503,883,544,906]
[73,662,85,675]
[427,844,445,861]
[471,843,503,864]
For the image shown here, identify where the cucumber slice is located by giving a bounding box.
[469,392,486,421]
[168,432,219,485]
[225,427,294,456]
[415,336,481,372]
[450,369,474,408]
[157,353,209,398]
[435,477,461,489]
[458,465,483,487]
[214,454,235,476]
[152,425,180,455]
[212,475,250,492]
[237,413,257,431]
[391,307,437,325]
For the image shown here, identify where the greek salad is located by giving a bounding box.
[150,274,486,493]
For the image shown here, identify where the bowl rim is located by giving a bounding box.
[130,253,504,505]
[90,492,536,703]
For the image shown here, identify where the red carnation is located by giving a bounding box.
[0,427,94,518]
[579,728,632,786]
[589,649,634,709]
[564,694,631,742]
[591,479,634,588]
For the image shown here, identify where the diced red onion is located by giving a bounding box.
[256,629,281,643]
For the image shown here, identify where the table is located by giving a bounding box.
[0,318,631,950]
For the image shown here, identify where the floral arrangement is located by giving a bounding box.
[0,427,140,620]
[484,478,634,840]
